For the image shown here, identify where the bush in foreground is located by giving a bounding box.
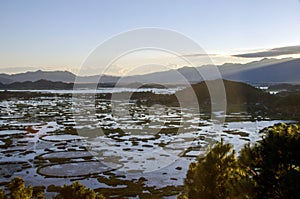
[239,123,300,198]
[180,123,300,199]
[181,140,242,199]
[0,179,105,199]
[54,181,105,199]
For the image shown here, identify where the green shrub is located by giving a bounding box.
[239,123,300,198]
[181,123,300,199]
[0,189,6,199]
[1,178,104,199]
[181,140,243,199]
[7,177,33,199]
[54,181,105,199]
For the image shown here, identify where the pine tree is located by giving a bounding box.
[54,181,105,199]
[181,140,242,199]
[8,177,33,199]
[239,123,300,198]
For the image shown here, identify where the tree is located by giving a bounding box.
[1,178,104,199]
[0,189,7,199]
[181,140,243,199]
[181,123,300,199]
[54,181,105,199]
[239,123,300,199]
[7,177,33,199]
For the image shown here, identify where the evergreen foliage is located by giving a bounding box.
[181,123,300,199]
[54,181,105,199]
[0,179,105,199]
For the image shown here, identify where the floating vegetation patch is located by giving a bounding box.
[0,130,26,136]
[38,151,94,162]
[40,135,84,142]
[37,161,121,177]
[223,130,249,137]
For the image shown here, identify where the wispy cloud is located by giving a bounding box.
[180,53,218,57]
[233,45,300,58]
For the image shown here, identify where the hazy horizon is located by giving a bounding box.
[0,56,299,77]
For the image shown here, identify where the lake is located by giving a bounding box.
[0,90,293,198]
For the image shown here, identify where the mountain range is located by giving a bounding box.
[1,57,300,86]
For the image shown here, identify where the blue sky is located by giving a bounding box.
[1,0,300,75]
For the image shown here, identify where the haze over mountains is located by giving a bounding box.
[1,58,300,86]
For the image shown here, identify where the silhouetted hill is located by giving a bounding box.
[0,75,12,84]
[223,58,300,84]
[0,70,75,84]
[174,80,300,119]
[114,79,300,119]
[0,70,119,84]
[176,79,272,105]
[0,79,73,90]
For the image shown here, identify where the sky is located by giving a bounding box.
[0,0,300,76]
